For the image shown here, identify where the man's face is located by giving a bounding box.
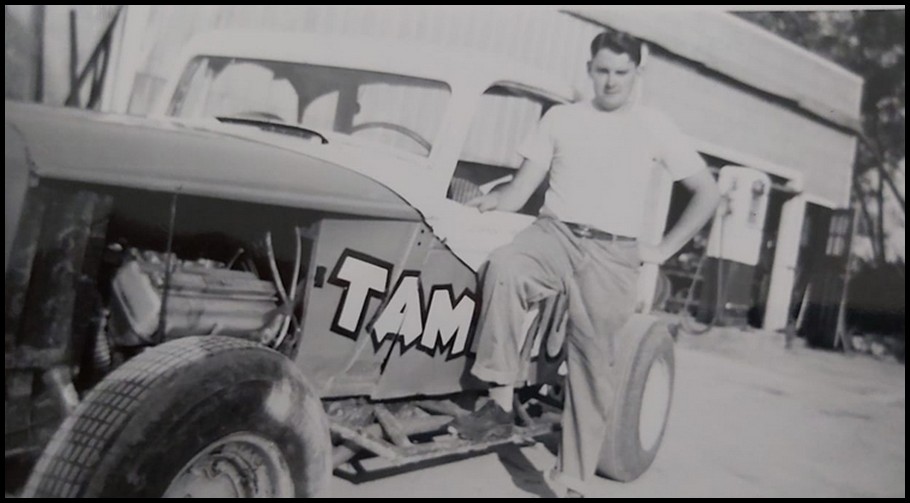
[587,48,638,111]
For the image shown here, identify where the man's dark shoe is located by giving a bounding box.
[451,401,515,441]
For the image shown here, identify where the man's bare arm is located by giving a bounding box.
[640,169,721,264]
[466,158,549,212]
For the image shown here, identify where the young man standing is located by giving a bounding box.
[454,30,721,496]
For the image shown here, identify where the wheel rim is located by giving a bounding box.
[638,357,671,452]
[164,432,294,498]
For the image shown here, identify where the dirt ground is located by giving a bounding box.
[332,325,906,498]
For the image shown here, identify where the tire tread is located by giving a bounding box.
[23,337,260,497]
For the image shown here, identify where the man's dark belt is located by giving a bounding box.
[564,222,636,242]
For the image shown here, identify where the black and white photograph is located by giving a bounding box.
[5,5,905,498]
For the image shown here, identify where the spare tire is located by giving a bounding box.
[596,316,675,482]
[22,336,331,497]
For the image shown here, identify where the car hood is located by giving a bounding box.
[181,118,445,215]
[4,101,422,221]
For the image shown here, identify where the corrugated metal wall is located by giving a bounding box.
[5,6,40,101]
[119,5,854,205]
[8,5,121,104]
[125,6,600,115]
[38,5,120,105]
[566,8,864,129]
[640,54,856,207]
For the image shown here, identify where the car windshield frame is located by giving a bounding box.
[167,56,452,158]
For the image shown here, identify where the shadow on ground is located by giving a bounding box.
[493,443,558,498]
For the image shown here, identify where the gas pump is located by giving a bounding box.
[699,165,772,326]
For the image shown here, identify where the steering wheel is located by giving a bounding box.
[350,121,432,154]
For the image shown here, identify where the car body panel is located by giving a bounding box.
[5,31,578,399]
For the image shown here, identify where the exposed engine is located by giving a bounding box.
[107,249,283,347]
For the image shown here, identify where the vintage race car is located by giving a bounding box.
[6,32,674,497]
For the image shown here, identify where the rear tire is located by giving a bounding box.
[596,320,675,482]
[22,336,331,497]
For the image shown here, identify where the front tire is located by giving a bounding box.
[22,336,331,497]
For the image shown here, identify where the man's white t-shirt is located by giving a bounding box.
[517,101,706,239]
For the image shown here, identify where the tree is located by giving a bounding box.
[737,10,905,266]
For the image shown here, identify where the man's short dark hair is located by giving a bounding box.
[590,30,643,65]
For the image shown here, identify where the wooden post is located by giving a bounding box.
[33,5,45,102]
[68,9,79,107]
[763,195,806,330]
[834,206,859,352]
